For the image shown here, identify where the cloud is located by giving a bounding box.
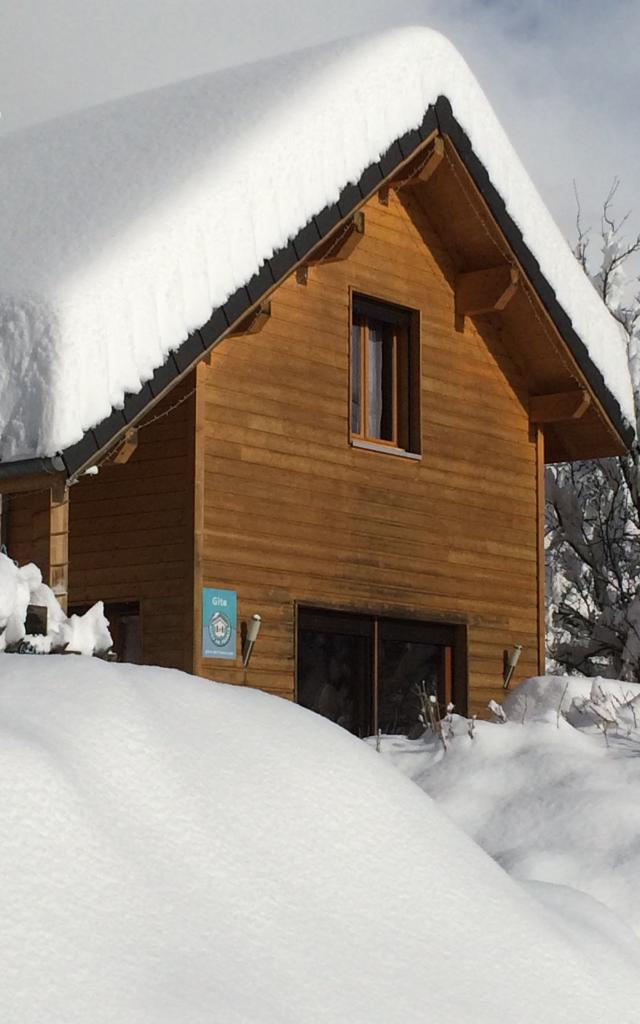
[427,0,640,242]
[1,0,638,250]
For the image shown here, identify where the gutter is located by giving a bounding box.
[0,455,67,483]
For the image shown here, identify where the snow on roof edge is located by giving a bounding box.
[0,27,634,463]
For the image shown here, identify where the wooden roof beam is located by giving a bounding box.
[530,390,591,424]
[0,471,67,504]
[456,265,520,318]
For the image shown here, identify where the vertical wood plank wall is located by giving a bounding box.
[67,380,197,671]
[195,189,540,715]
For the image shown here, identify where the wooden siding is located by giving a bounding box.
[196,187,540,715]
[5,490,50,572]
[4,486,69,610]
[67,380,197,671]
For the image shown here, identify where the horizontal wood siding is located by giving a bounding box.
[67,380,196,671]
[4,485,69,612]
[5,490,51,571]
[197,188,539,715]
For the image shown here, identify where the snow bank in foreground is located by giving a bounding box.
[381,674,640,940]
[0,27,632,461]
[0,552,111,654]
[1,660,640,1023]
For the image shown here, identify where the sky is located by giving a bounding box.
[1,0,638,256]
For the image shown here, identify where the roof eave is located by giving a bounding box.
[1,98,632,484]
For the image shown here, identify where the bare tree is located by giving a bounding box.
[546,183,640,680]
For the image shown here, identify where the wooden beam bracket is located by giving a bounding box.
[400,135,445,190]
[307,211,365,267]
[456,264,520,318]
[529,389,591,424]
[229,301,272,336]
[112,428,139,465]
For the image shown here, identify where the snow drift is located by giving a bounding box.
[0,27,633,461]
[381,674,640,940]
[1,658,640,1023]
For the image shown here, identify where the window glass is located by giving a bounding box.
[377,640,445,737]
[367,320,395,442]
[297,627,371,737]
[351,320,362,436]
[118,612,142,664]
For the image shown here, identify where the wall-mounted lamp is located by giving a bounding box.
[242,613,262,668]
[503,644,523,689]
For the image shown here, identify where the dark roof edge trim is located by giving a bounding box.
[3,97,632,482]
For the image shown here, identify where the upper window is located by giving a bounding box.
[350,295,420,454]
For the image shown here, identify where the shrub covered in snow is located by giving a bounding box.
[0,551,111,655]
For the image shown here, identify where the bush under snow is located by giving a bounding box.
[1,658,640,1023]
[0,551,111,655]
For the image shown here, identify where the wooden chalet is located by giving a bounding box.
[0,84,633,735]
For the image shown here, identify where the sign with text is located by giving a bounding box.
[202,588,237,659]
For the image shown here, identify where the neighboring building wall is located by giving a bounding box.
[195,188,540,715]
[67,379,197,671]
[5,490,52,572]
[4,486,69,610]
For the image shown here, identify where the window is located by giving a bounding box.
[351,295,420,454]
[68,600,142,663]
[297,608,466,738]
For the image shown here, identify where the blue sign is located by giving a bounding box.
[202,588,237,659]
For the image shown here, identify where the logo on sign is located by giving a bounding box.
[209,610,232,649]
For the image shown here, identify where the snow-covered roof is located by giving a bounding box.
[0,27,634,464]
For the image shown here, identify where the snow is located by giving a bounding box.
[0,551,111,654]
[1,658,640,1023]
[379,674,640,940]
[0,27,633,462]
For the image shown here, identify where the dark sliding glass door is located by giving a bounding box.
[297,611,371,736]
[297,608,463,738]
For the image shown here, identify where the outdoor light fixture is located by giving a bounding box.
[503,644,523,689]
[242,613,262,668]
